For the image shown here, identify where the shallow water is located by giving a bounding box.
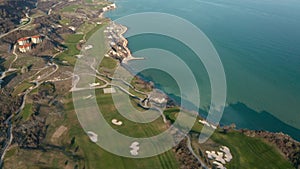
[106,0,300,139]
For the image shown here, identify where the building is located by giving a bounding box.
[31,35,43,44]
[102,3,116,12]
[19,43,32,53]
[20,18,29,24]
[17,37,30,46]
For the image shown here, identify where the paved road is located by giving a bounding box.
[0,15,32,39]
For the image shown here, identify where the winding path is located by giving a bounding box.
[186,136,209,169]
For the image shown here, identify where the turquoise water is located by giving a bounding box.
[106,0,300,139]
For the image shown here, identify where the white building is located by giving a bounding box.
[31,35,43,44]
[17,37,30,46]
[19,43,31,53]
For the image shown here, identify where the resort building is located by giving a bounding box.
[17,35,43,53]
[17,37,30,46]
[31,35,43,44]
[19,43,32,53]
[102,3,116,12]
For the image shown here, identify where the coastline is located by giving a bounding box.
[101,3,300,168]
[103,3,300,141]
[115,23,145,64]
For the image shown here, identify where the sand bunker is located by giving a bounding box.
[112,119,123,126]
[87,131,98,143]
[130,141,140,156]
[199,119,217,129]
[206,146,233,169]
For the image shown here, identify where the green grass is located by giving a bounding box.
[56,22,108,66]
[85,0,94,3]
[64,34,84,43]
[77,22,96,34]
[211,131,294,169]
[12,82,33,96]
[21,103,33,120]
[164,110,293,168]
[99,56,117,70]
[59,18,70,26]
[52,22,179,168]
[66,90,179,169]
[61,5,79,12]
[5,147,18,159]
[86,23,107,40]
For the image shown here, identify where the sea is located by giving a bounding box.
[106,0,300,140]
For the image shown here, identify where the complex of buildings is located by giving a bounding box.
[101,3,116,12]
[17,35,43,53]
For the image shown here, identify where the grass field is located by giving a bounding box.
[21,103,33,120]
[164,110,293,168]
[56,23,108,66]
[61,5,80,12]
[59,89,179,169]
[12,82,33,96]
[211,131,294,169]
[59,17,70,26]
[44,22,179,168]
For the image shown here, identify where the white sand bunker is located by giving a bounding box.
[87,131,98,143]
[130,142,140,156]
[112,119,123,126]
[89,83,100,87]
[220,146,233,162]
[199,119,217,129]
[206,146,233,169]
[83,95,94,100]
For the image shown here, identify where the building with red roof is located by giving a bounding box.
[19,43,32,53]
[17,37,30,46]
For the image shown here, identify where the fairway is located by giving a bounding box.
[210,131,294,169]
[67,89,179,169]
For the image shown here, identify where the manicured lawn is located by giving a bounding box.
[64,34,84,43]
[56,23,108,66]
[65,90,179,169]
[211,131,294,169]
[164,110,293,168]
[99,56,117,70]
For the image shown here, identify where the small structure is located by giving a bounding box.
[17,37,30,46]
[31,35,43,44]
[84,45,93,50]
[20,18,29,24]
[102,3,116,12]
[75,54,84,59]
[19,43,32,53]
[103,87,116,94]
[68,26,76,31]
